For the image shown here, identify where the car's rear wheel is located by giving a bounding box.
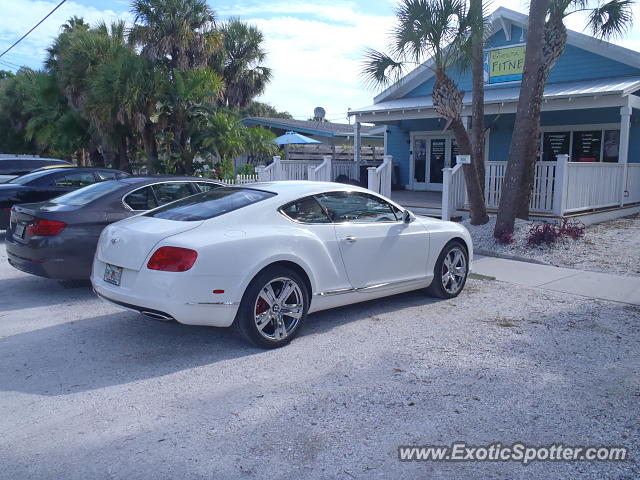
[426,240,468,299]
[236,266,309,348]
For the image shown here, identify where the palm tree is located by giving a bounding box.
[129,0,220,71]
[153,67,225,173]
[210,18,272,110]
[23,70,88,158]
[362,0,489,225]
[495,0,635,237]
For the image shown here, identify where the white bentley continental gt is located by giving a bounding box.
[91,181,472,348]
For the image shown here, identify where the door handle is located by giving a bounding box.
[344,236,358,243]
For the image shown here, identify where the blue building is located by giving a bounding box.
[349,7,640,221]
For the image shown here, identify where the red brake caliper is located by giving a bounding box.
[256,297,269,316]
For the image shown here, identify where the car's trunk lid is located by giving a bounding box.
[96,216,203,271]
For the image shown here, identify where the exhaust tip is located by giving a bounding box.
[141,310,174,321]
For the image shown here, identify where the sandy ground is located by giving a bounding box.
[0,239,639,479]
[464,214,640,277]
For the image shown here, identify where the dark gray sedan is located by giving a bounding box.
[5,176,224,280]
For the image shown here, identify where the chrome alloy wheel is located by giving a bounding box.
[441,247,467,295]
[254,277,304,341]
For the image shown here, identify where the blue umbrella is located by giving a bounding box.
[272,131,322,145]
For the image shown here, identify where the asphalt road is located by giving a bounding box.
[0,237,638,479]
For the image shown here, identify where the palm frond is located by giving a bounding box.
[586,0,634,39]
[360,48,406,89]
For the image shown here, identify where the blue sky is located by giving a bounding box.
[1,1,639,122]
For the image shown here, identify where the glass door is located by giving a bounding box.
[412,136,428,190]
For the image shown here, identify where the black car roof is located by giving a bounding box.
[118,176,223,185]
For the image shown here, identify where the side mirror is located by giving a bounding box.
[402,210,414,223]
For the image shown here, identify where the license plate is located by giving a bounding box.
[14,223,25,239]
[104,264,123,286]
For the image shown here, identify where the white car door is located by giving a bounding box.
[316,191,430,289]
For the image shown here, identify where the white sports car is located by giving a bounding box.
[91,181,472,348]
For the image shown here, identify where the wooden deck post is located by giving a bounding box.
[553,154,569,217]
[273,156,282,181]
[442,166,452,221]
[619,105,632,206]
[354,121,362,164]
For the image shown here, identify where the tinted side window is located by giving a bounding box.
[152,182,196,205]
[124,186,158,211]
[280,196,331,223]
[96,170,128,180]
[54,172,97,188]
[316,192,400,223]
[196,181,222,192]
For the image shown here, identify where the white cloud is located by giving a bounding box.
[0,1,130,70]
[1,0,638,123]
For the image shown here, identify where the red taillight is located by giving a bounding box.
[147,246,198,272]
[26,219,67,236]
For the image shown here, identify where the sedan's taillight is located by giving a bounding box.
[147,246,198,272]
[27,219,67,236]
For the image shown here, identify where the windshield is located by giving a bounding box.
[51,180,125,206]
[145,187,275,221]
[8,170,57,185]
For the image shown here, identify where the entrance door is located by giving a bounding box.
[412,135,457,191]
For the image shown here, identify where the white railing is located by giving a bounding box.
[367,155,392,198]
[482,154,637,215]
[218,174,259,185]
[485,160,558,213]
[564,161,624,213]
[625,164,640,204]
[332,161,360,181]
[256,156,282,182]
[442,162,467,221]
[308,155,332,182]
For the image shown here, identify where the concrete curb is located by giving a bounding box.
[474,248,552,266]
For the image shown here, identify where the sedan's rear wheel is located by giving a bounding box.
[426,241,468,299]
[236,266,309,348]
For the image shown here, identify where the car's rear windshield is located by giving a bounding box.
[51,180,125,206]
[145,187,275,221]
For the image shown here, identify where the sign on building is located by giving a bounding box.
[484,45,526,84]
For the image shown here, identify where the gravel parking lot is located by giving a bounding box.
[1,238,638,479]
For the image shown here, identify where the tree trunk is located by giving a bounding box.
[450,118,489,225]
[470,0,486,197]
[432,72,488,224]
[117,137,131,173]
[494,0,549,238]
[142,123,157,173]
[515,16,568,219]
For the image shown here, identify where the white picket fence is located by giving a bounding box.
[483,155,639,215]
[257,156,374,183]
[218,174,259,185]
[626,164,640,204]
[485,160,559,213]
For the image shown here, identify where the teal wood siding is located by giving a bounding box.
[385,118,447,185]
[547,45,640,84]
[487,114,515,161]
[630,110,640,163]
[403,25,640,99]
[385,125,410,184]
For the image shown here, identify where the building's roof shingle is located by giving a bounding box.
[241,117,381,139]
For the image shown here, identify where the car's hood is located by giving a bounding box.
[96,216,204,271]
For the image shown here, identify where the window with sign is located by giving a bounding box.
[540,127,620,163]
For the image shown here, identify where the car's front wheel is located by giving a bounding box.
[426,240,469,299]
[236,266,309,348]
